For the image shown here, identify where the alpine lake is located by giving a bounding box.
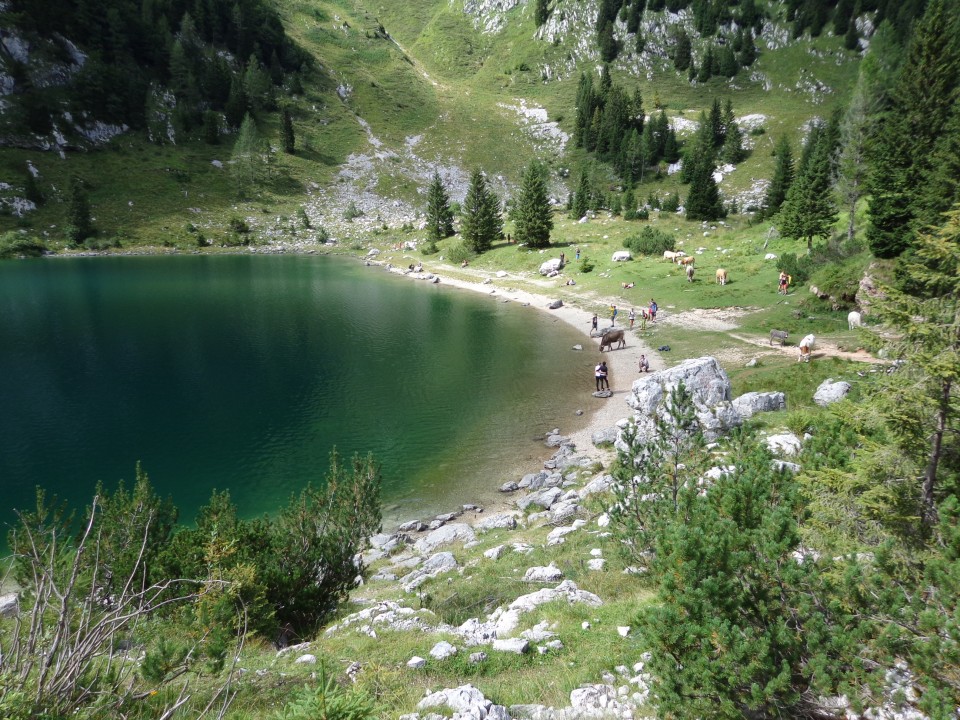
[0,254,594,537]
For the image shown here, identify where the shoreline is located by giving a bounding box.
[37,244,661,524]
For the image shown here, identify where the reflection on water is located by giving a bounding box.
[0,255,592,532]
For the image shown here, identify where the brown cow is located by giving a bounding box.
[677,255,696,266]
[599,329,626,352]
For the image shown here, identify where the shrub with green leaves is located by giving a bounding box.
[0,231,46,258]
[622,227,676,256]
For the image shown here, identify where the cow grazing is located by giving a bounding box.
[848,310,862,330]
[599,329,626,352]
[663,250,682,262]
[686,264,695,282]
[677,255,696,266]
[798,334,816,362]
[716,268,727,285]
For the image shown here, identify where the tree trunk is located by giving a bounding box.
[921,378,951,525]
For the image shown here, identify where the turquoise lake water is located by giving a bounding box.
[0,255,593,534]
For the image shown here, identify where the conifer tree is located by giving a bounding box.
[640,431,845,720]
[697,46,714,81]
[674,30,692,71]
[622,187,637,219]
[627,0,643,34]
[867,0,960,258]
[685,152,725,221]
[461,169,502,253]
[225,75,248,129]
[67,177,94,244]
[912,100,960,231]
[425,171,455,244]
[513,161,553,249]
[572,170,591,219]
[535,0,549,26]
[777,135,838,253]
[708,98,725,148]
[281,108,295,154]
[721,120,745,164]
[763,135,794,217]
[573,73,595,148]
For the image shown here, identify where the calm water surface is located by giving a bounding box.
[0,255,592,533]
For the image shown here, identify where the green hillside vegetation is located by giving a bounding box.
[2,0,960,716]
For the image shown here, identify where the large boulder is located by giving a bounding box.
[0,593,18,618]
[417,685,510,719]
[539,258,562,275]
[623,356,741,442]
[732,391,786,419]
[474,512,519,533]
[814,379,851,407]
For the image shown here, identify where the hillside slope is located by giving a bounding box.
[0,0,863,248]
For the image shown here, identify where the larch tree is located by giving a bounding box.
[835,72,877,244]
[425,170,456,245]
[461,169,502,253]
[231,113,267,198]
[513,160,553,249]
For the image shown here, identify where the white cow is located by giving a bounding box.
[612,251,632,262]
[798,334,816,362]
[847,310,862,330]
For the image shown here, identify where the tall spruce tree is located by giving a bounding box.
[674,29,692,71]
[513,161,553,248]
[281,108,295,154]
[685,151,725,221]
[572,170,591,219]
[425,171,455,244]
[762,135,795,217]
[866,0,960,258]
[777,134,838,253]
[66,177,95,244]
[461,169,502,253]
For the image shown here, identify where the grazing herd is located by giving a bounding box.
[596,251,861,363]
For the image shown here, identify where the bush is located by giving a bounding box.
[0,231,46,258]
[623,227,676,256]
[445,239,473,265]
[661,192,681,212]
[778,252,812,285]
[580,256,595,273]
[228,216,251,234]
[343,202,363,221]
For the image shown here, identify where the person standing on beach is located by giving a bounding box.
[628,308,636,329]
[595,360,609,391]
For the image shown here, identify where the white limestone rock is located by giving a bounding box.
[402,552,458,592]
[732,391,786,419]
[414,523,476,554]
[813,379,852,407]
[407,656,426,669]
[428,641,457,660]
[523,564,564,582]
[475,512,518,532]
[766,432,803,456]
